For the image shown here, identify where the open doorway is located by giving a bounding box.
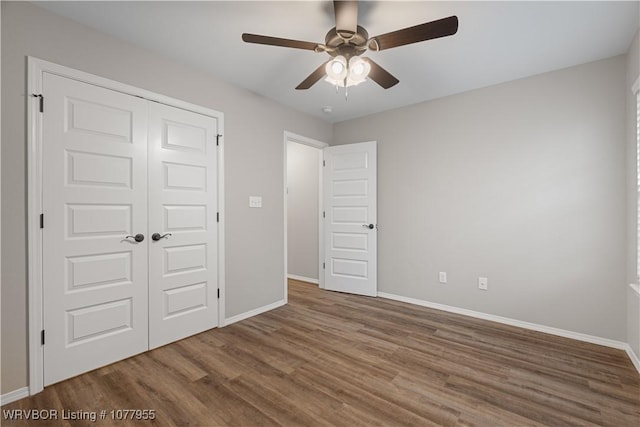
[283,132,328,300]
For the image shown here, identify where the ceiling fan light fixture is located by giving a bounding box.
[325,55,348,81]
[325,55,371,88]
[348,56,371,83]
[243,1,460,92]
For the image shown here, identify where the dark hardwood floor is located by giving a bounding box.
[3,279,639,426]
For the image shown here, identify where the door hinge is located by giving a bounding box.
[322,262,325,270]
[323,160,326,167]
[217,289,220,299]
[217,212,219,223]
[41,330,45,345]
[322,211,325,219]
[40,213,44,229]
[216,134,222,146]
[32,94,44,113]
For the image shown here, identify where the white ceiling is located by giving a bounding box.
[35,1,639,123]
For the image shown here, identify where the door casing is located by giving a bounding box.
[27,57,226,395]
[284,135,378,298]
[283,132,328,299]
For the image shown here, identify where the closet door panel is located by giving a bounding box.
[42,73,149,385]
[148,103,219,349]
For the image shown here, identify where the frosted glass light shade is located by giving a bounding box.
[325,55,348,81]
[324,55,371,88]
[348,56,370,84]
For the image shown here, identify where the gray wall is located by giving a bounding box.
[626,30,640,361]
[2,0,637,398]
[334,56,628,341]
[0,2,332,394]
[287,141,320,281]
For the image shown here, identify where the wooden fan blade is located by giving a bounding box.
[242,33,319,51]
[365,58,399,89]
[369,16,458,51]
[296,61,330,90]
[334,1,358,39]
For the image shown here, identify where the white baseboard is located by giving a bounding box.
[223,299,286,327]
[377,292,633,354]
[625,344,640,374]
[1,387,29,405]
[287,274,319,285]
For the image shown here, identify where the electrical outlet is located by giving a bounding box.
[478,277,488,290]
[439,272,447,284]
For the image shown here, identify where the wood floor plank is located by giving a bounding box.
[2,279,638,426]
[190,376,282,427]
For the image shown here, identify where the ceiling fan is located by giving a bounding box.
[241,1,458,90]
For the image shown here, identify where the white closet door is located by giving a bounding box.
[148,102,219,349]
[42,73,149,385]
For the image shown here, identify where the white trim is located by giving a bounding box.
[629,284,640,374]
[224,299,286,326]
[0,3,2,403]
[317,146,326,290]
[27,57,225,395]
[217,128,226,327]
[1,387,29,406]
[27,57,44,396]
[625,344,640,374]
[636,79,640,280]
[287,274,319,285]
[378,292,630,350]
[283,131,328,302]
[283,137,288,305]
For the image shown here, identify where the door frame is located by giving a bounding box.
[283,131,328,300]
[27,57,226,395]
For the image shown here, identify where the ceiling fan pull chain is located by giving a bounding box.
[343,75,348,100]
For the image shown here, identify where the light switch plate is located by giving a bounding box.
[249,196,262,208]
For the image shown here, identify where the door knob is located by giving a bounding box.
[152,232,172,241]
[362,224,375,229]
[125,234,145,242]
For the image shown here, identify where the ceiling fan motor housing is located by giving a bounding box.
[325,25,369,58]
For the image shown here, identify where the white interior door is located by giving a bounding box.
[323,141,377,296]
[42,73,149,385]
[42,72,220,383]
[148,102,219,349]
